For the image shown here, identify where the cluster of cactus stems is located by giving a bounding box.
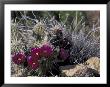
[11,11,100,77]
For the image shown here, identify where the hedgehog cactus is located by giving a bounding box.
[33,22,46,41]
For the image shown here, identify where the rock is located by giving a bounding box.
[60,57,100,77]
[84,57,100,73]
[72,67,100,77]
[60,64,86,76]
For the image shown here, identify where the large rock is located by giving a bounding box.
[60,57,100,77]
[84,57,100,73]
[60,64,87,77]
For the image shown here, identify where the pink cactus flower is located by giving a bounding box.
[12,52,26,65]
[27,56,39,70]
[40,44,53,58]
[31,47,41,60]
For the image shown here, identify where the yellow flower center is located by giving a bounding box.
[18,58,21,61]
[36,53,38,55]
[33,63,36,65]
